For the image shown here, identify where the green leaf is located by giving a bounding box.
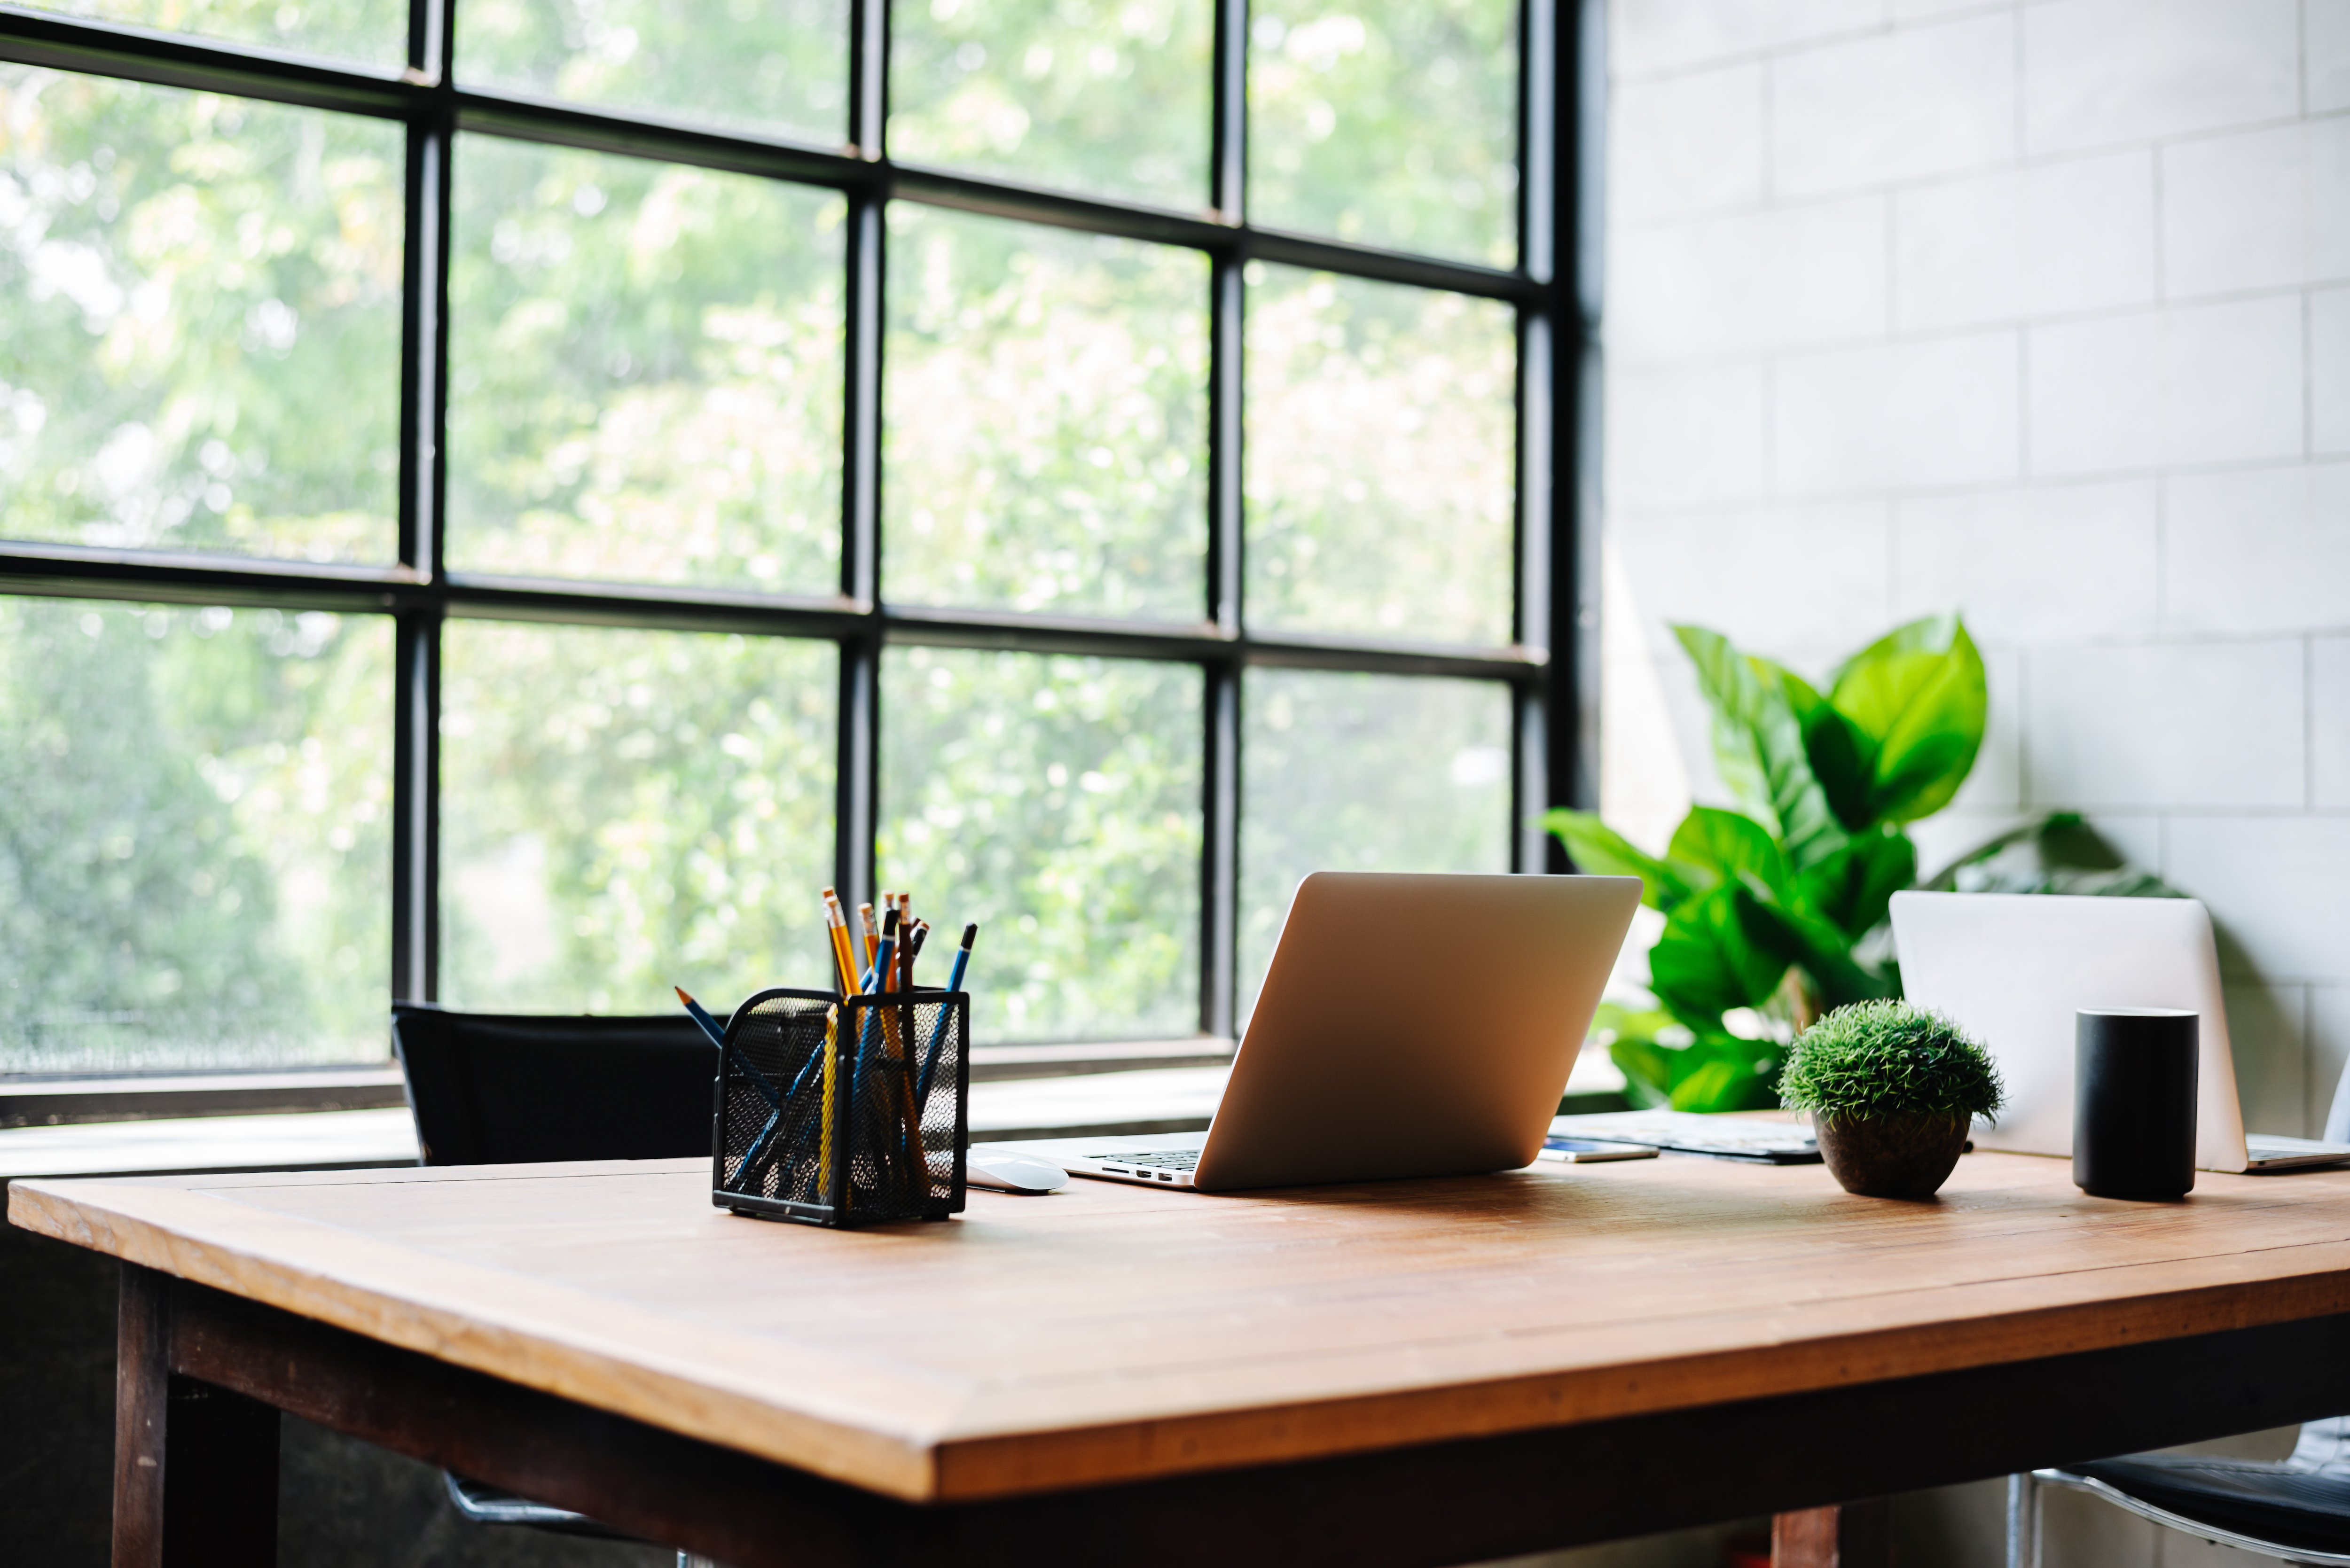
[1608,1036,1679,1110]
[1673,625,1847,870]
[1607,1031,1782,1114]
[1924,811,2190,898]
[1777,665,1875,834]
[1666,805,1793,901]
[1647,885,1790,1031]
[1827,614,1988,825]
[1798,828,1917,942]
[1544,809,1697,912]
[1735,884,1895,1012]
[1666,1044,1782,1114]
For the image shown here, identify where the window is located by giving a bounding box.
[0,0,1580,1072]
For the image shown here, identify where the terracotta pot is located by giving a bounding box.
[1813,1111,1971,1200]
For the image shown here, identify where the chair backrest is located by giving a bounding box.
[391,1004,718,1166]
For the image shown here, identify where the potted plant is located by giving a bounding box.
[1778,1000,2004,1199]
[1549,614,2178,1116]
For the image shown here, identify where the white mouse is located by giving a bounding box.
[965,1150,1069,1195]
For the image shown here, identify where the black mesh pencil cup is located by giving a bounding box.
[711,986,970,1226]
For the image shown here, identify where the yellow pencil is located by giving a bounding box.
[821,889,861,996]
[857,902,879,971]
[819,1006,838,1205]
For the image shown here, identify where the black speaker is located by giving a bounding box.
[2074,1008,2198,1201]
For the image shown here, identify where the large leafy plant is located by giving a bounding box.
[1548,615,1987,1112]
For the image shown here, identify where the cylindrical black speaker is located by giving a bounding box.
[2074,1008,2198,1201]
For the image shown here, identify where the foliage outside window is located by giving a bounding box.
[0,0,1563,1075]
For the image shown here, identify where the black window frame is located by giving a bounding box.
[0,0,1598,1063]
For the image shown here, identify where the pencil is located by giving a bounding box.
[916,923,978,1102]
[857,901,879,970]
[821,889,861,996]
[819,1006,838,1206]
[674,985,781,1110]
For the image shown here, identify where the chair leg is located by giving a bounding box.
[2005,1472,2040,1568]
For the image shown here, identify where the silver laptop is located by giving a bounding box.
[1009,871,1640,1193]
[1891,891,2350,1173]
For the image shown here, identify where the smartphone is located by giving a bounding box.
[1535,1136,1660,1163]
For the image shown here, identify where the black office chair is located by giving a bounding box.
[391,1004,723,1567]
[2007,1435,2350,1568]
[392,1003,718,1166]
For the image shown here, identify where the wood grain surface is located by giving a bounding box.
[15,1152,2350,1504]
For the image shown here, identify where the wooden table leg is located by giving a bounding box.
[115,1266,279,1568]
[1771,1500,1892,1568]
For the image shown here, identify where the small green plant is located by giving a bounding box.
[1778,1000,2005,1125]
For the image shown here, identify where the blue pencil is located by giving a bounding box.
[674,986,781,1110]
[916,923,978,1103]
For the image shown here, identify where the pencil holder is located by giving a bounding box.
[710,986,970,1227]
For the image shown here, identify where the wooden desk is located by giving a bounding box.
[15,1152,2350,1568]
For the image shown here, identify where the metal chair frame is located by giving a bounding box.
[2006,1463,2350,1568]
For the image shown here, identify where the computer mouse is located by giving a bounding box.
[965,1151,1069,1195]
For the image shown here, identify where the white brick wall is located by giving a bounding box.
[1602,0,2350,1153]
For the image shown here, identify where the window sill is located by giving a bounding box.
[0,1068,411,1129]
[0,1041,1237,1130]
[0,1052,1628,1181]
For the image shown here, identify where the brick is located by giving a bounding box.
[1895,150,2156,331]
[1893,480,2159,641]
[1772,13,2017,196]
[2023,0,2300,155]
[2027,296,2305,475]
[2026,640,2304,808]
[2168,816,2350,982]
[1774,331,2020,493]
[1610,63,1765,225]
[2226,979,2309,1136]
[1953,643,2022,811]
[2316,636,2350,809]
[2163,463,2350,635]
[1613,499,1893,653]
[2318,287,2350,456]
[1610,196,1886,361]
[1613,0,1885,78]
[2160,118,2350,299]
[1608,359,1767,509]
[2314,0,2350,116]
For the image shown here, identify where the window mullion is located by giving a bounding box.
[391,614,440,1003]
[391,11,453,995]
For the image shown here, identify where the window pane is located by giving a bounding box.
[0,69,402,564]
[1248,0,1518,266]
[15,0,402,69]
[0,598,391,1071]
[884,206,1207,623]
[439,622,837,1012]
[457,0,847,146]
[1244,266,1515,646]
[879,647,1200,1042]
[1240,669,1510,1018]
[888,0,1210,211]
[446,137,844,594]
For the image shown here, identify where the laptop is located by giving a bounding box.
[1011,871,1640,1193]
[1890,891,2350,1173]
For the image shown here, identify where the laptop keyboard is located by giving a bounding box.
[1090,1149,1199,1171]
